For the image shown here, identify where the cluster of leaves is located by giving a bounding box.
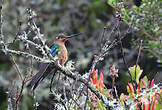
[122,65,162,110]
[107,0,162,62]
[88,65,162,110]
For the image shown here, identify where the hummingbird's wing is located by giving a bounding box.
[50,44,59,56]
[27,44,59,91]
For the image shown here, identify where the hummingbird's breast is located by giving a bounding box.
[58,44,68,66]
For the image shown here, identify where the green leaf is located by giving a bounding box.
[87,100,94,109]
[129,65,143,84]
[101,89,110,98]
[155,92,162,110]
[107,0,118,7]
[97,99,106,110]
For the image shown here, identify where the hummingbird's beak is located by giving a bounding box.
[66,33,82,39]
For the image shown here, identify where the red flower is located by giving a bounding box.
[150,79,154,88]
[148,96,151,110]
[142,80,145,87]
[127,83,135,98]
[152,97,156,110]
[135,101,140,110]
[128,83,134,93]
[137,82,141,95]
[143,101,145,110]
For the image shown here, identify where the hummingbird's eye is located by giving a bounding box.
[56,36,60,39]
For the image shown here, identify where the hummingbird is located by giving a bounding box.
[27,33,81,91]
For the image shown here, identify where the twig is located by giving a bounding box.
[8,81,16,110]
[0,1,6,50]
[4,48,52,63]
[116,18,135,90]
[15,78,25,110]
[10,55,23,81]
[114,86,119,100]
[84,88,88,109]
[28,49,34,77]
[135,40,143,85]
[12,18,22,44]
[100,26,107,51]
[0,4,2,40]
[15,69,30,110]
[71,96,83,110]
[17,33,42,49]
[62,85,68,108]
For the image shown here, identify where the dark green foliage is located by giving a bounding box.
[108,0,162,63]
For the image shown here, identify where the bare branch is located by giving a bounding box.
[10,55,23,81]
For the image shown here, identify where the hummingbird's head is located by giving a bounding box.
[55,33,68,43]
[55,33,82,43]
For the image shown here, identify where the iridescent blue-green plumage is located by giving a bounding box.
[50,44,59,56]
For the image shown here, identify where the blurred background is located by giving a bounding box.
[0,0,161,110]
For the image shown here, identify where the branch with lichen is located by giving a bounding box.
[0,8,122,109]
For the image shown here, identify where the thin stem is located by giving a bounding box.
[135,40,143,85]
[71,96,83,110]
[114,86,119,100]
[0,0,5,50]
[15,71,30,110]
[116,20,135,89]
[10,55,23,81]
[100,26,107,51]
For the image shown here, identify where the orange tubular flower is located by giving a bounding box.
[91,69,105,91]
[93,69,98,85]
[99,73,104,90]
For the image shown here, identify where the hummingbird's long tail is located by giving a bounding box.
[27,63,50,91]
